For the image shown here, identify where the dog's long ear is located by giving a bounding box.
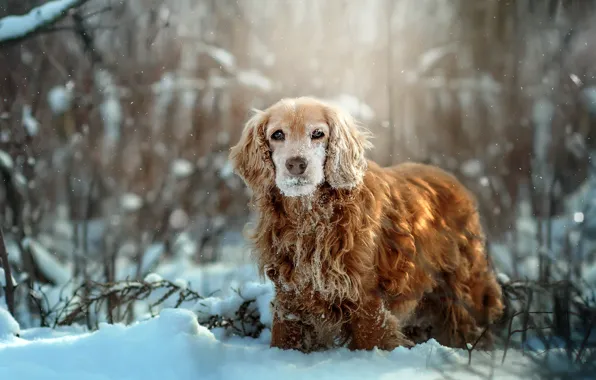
[324,104,372,189]
[229,109,274,191]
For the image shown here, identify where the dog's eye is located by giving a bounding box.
[311,130,325,139]
[271,130,285,141]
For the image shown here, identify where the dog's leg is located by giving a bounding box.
[435,237,504,350]
[436,299,497,350]
[270,313,304,350]
[430,277,496,350]
[270,310,320,352]
[348,296,413,351]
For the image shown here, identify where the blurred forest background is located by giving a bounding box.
[1,0,596,375]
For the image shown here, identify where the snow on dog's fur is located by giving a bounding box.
[229,96,504,352]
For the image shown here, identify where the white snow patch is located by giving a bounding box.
[100,97,122,138]
[195,281,274,326]
[108,281,144,293]
[0,306,538,379]
[21,105,39,136]
[0,268,17,287]
[200,44,236,72]
[13,173,27,189]
[120,193,143,212]
[169,209,189,230]
[155,72,175,106]
[47,83,74,115]
[325,94,375,121]
[0,0,81,43]
[569,73,583,87]
[171,158,194,179]
[22,237,71,285]
[417,45,456,74]
[0,308,19,339]
[0,150,13,170]
[236,70,273,92]
[497,272,511,284]
[573,212,584,223]
[173,278,189,290]
[460,159,483,177]
[144,273,163,284]
[5,239,21,265]
[220,160,234,179]
[95,68,122,159]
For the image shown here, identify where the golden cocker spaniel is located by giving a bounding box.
[229,96,504,352]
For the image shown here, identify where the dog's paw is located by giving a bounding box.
[379,329,415,351]
[403,324,433,345]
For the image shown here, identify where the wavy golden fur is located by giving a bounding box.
[229,96,504,352]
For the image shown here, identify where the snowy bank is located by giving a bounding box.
[0,0,88,45]
[0,307,537,380]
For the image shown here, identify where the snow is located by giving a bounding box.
[0,150,14,170]
[574,212,585,223]
[120,193,143,212]
[0,0,84,44]
[236,70,273,92]
[570,73,583,87]
[496,272,511,284]
[325,94,375,121]
[47,84,74,115]
[460,159,483,177]
[95,68,122,160]
[99,96,122,140]
[0,234,574,380]
[172,159,194,179]
[22,237,71,285]
[0,268,17,287]
[155,72,176,104]
[220,160,234,179]
[21,105,39,136]
[173,278,189,290]
[0,308,19,339]
[200,44,236,72]
[417,45,456,74]
[195,281,274,327]
[169,209,190,230]
[0,306,535,380]
[144,273,163,284]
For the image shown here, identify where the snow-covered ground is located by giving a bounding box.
[1,218,592,380]
[0,240,549,380]
[0,304,536,380]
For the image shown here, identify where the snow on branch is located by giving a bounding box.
[0,0,91,48]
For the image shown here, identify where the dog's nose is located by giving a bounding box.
[285,156,308,175]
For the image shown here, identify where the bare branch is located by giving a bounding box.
[0,227,15,316]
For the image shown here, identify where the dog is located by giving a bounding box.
[229,96,504,352]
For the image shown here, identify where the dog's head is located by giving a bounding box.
[229,97,372,197]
